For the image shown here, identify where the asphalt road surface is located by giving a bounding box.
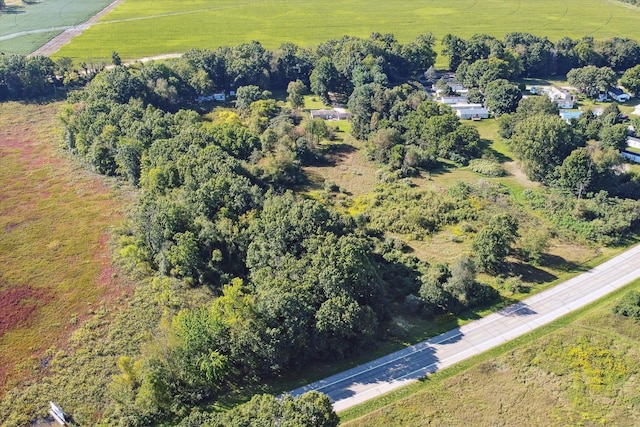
[289,243,640,412]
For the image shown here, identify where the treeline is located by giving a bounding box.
[0,54,58,100]
[442,33,640,77]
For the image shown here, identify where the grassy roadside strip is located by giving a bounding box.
[338,276,640,424]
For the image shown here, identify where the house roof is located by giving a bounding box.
[609,87,625,96]
[457,108,489,115]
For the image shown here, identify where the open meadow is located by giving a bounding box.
[52,0,640,63]
[0,101,129,397]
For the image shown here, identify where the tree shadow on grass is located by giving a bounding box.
[318,142,357,166]
[505,261,558,284]
[483,144,513,163]
[539,253,590,273]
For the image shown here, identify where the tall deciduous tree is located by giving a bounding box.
[620,64,640,95]
[484,79,522,116]
[472,214,519,273]
[556,147,593,198]
[510,113,576,183]
[287,79,306,108]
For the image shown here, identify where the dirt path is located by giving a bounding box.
[30,0,126,57]
[503,161,539,188]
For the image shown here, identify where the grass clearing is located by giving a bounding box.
[340,278,640,426]
[53,0,640,63]
[0,101,128,396]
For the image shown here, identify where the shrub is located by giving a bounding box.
[613,291,640,320]
[468,159,505,177]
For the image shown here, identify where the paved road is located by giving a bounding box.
[290,244,640,411]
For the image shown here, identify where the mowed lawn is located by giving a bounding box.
[54,0,640,62]
[0,102,125,395]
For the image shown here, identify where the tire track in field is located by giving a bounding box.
[539,0,568,30]
[503,1,522,17]
[586,0,615,36]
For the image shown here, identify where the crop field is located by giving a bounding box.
[52,0,640,62]
[340,278,640,426]
[0,101,127,396]
[0,0,113,55]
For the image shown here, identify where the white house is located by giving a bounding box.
[438,95,469,105]
[449,103,489,120]
[608,87,631,103]
[196,91,227,103]
[546,87,575,109]
[627,136,640,150]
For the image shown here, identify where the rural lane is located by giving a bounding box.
[289,243,640,411]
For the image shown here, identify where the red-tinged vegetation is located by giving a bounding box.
[0,101,128,396]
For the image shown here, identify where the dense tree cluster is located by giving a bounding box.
[354,92,483,171]
[0,54,57,100]
[179,392,338,427]
[442,32,640,77]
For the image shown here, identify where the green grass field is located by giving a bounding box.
[340,278,640,426]
[0,0,113,55]
[53,0,640,63]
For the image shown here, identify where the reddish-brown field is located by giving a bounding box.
[0,101,127,395]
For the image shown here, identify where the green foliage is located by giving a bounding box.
[567,65,617,98]
[0,54,57,100]
[613,291,640,320]
[179,391,339,427]
[365,183,477,239]
[556,147,594,198]
[620,64,640,94]
[468,158,505,177]
[523,189,640,245]
[472,213,519,273]
[509,113,576,183]
[287,79,307,108]
[483,79,522,116]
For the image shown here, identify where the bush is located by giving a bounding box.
[468,159,505,177]
[613,291,640,320]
